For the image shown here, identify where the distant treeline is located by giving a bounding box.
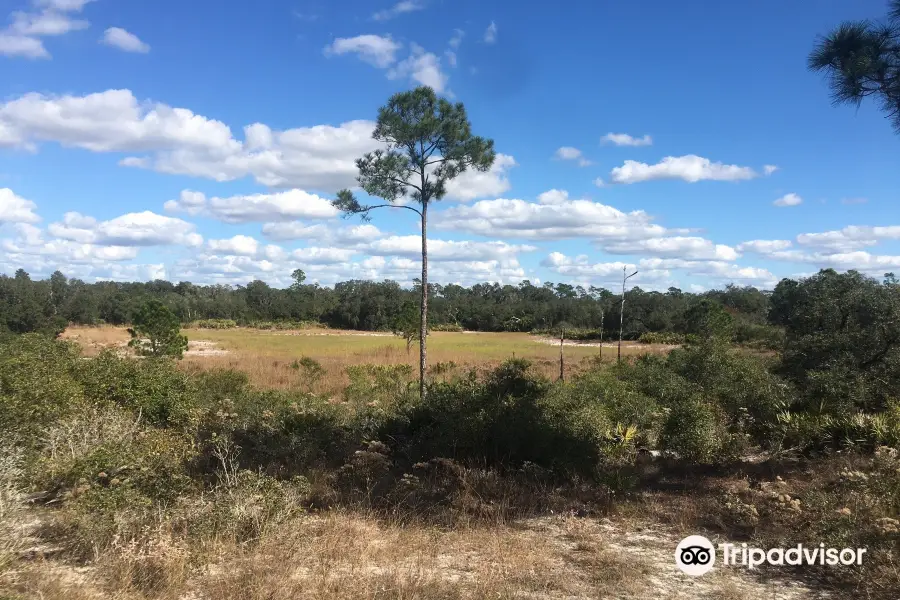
[0,268,777,337]
[3,268,891,342]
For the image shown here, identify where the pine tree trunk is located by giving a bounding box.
[420,200,428,400]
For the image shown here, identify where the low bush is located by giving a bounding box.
[431,323,465,332]
[76,350,197,428]
[659,396,729,463]
[0,334,84,443]
[189,319,237,329]
[638,332,687,345]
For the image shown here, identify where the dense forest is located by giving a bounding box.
[0,267,784,337]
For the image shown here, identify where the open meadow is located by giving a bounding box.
[60,325,673,392]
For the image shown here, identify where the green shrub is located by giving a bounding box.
[431,323,464,332]
[343,364,415,409]
[562,369,661,443]
[191,368,250,406]
[638,332,686,345]
[290,356,326,390]
[659,397,728,463]
[380,359,608,473]
[189,319,237,329]
[0,334,84,441]
[666,343,795,440]
[76,350,196,428]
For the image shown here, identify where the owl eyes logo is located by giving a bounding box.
[675,536,716,576]
[680,545,712,565]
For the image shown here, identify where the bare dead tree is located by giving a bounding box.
[618,267,639,362]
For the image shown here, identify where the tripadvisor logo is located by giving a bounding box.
[675,535,868,576]
[675,535,716,576]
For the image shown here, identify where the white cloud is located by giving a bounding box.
[439,189,684,241]
[738,227,900,274]
[261,221,382,243]
[602,237,740,261]
[10,9,88,36]
[554,146,591,167]
[208,235,260,256]
[2,223,140,263]
[638,257,776,285]
[736,239,792,254]
[1,0,92,59]
[372,0,426,21]
[542,252,776,288]
[483,21,497,44]
[536,189,569,206]
[0,188,40,223]
[0,33,49,58]
[101,27,149,53]
[444,153,515,201]
[773,193,802,207]
[324,34,402,68]
[363,236,534,262]
[797,225,900,251]
[763,165,779,175]
[387,43,449,93]
[449,28,465,49]
[48,210,203,247]
[34,0,95,11]
[601,133,652,147]
[291,246,356,264]
[0,89,382,191]
[164,190,206,215]
[609,155,758,184]
[204,189,338,223]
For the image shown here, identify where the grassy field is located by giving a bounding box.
[60,326,673,392]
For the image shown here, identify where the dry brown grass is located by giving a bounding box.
[1,512,656,600]
[63,326,673,391]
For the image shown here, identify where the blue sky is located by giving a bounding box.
[1,0,898,292]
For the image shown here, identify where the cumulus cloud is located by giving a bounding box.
[554,146,591,167]
[738,226,900,274]
[362,236,534,262]
[736,239,792,254]
[0,188,40,223]
[324,34,402,68]
[372,0,426,21]
[164,190,207,215]
[207,235,261,256]
[763,165,779,175]
[0,0,92,59]
[609,155,759,184]
[2,222,140,263]
[773,193,802,207]
[439,189,684,241]
[261,221,382,243]
[204,189,339,223]
[387,43,449,93]
[601,133,652,147]
[0,89,382,191]
[48,210,203,247]
[543,252,776,287]
[443,153,516,201]
[601,236,740,261]
[101,27,149,53]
